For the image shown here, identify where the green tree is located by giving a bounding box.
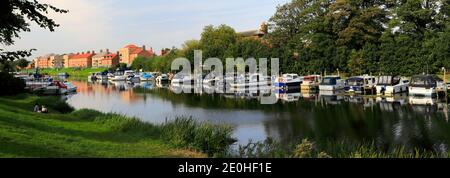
[15,58,29,69]
[200,25,237,61]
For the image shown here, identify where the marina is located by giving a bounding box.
[63,76,450,148]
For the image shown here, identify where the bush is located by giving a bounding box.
[0,72,26,96]
[161,117,236,157]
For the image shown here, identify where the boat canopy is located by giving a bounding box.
[377,76,400,86]
[347,77,364,86]
[321,76,341,85]
[410,75,438,88]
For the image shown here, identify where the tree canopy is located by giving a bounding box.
[0,0,67,64]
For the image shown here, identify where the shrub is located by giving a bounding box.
[160,117,235,157]
[0,72,26,96]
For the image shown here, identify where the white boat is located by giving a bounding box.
[409,75,440,97]
[124,70,140,82]
[108,70,127,81]
[228,73,271,88]
[109,75,127,81]
[319,76,345,91]
[156,74,169,83]
[345,75,376,94]
[375,76,409,96]
[273,74,303,89]
[300,75,321,90]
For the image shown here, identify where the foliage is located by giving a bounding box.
[15,58,29,69]
[0,72,25,96]
[0,0,67,62]
[268,0,449,75]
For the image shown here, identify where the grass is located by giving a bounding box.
[23,68,108,78]
[0,94,214,158]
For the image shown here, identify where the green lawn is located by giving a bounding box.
[24,68,108,78]
[0,94,204,158]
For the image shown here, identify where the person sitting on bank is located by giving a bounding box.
[34,103,41,113]
[41,105,48,113]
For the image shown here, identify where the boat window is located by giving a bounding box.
[321,78,337,85]
[347,78,363,86]
[411,76,437,88]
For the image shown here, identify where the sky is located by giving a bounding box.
[7,0,288,60]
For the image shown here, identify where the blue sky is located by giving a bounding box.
[8,0,287,59]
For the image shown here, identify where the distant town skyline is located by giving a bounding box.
[7,0,287,60]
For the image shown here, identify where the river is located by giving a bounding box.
[65,80,450,152]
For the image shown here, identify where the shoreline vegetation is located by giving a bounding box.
[1,94,449,158]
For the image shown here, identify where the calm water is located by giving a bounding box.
[65,80,450,151]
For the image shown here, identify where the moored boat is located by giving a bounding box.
[375,76,409,96]
[300,75,321,91]
[409,75,441,97]
[344,75,376,94]
[319,76,345,91]
[273,73,303,89]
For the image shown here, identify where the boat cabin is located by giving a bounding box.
[376,76,401,86]
[410,75,439,88]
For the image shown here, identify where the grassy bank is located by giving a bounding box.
[0,94,234,158]
[26,68,108,78]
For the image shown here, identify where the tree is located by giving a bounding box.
[0,0,68,63]
[200,25,237,61]
[15,58,29,69]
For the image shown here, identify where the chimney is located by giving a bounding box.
[142,45,146,51]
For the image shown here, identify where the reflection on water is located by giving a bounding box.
[66,80,450,151]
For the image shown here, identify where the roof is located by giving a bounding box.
[124,44,138,48]
[103,53,118,60]
[70,53,95,59]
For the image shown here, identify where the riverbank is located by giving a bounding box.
[0,94,234,158]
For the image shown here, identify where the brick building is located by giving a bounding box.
[119,44,155,65]
[67,52,95,68]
